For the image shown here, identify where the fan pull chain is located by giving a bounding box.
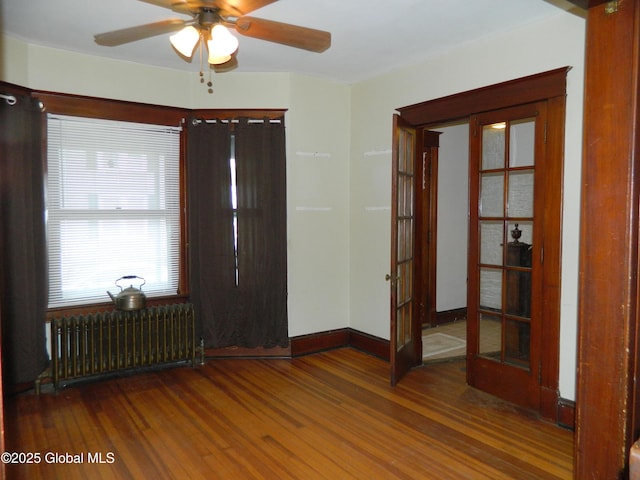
[198,36,213,94]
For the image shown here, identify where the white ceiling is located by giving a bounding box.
[1,0,581,84]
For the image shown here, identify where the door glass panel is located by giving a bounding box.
[393,123,415,356]
[479,267,502,312]
[482,124,506,169]
[505,270,531,318]
[509,118,536,167]
[480,172,504,217]
[480,221,503,266]
[508,170,534,217]
[505,319,530,366]
[507,221,533,252]
[475,113,537,373]
[479,312,502,359]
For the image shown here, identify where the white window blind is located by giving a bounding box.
[46,114,181,308]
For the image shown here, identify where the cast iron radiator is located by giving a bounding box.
[50,303,196,388]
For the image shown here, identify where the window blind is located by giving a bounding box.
[46,114,181,308]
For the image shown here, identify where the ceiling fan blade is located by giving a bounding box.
[95,19,187,46]
[233,16,330,52]
[219,0,278,16]
[138,0,276,16]
[138,0,204,15]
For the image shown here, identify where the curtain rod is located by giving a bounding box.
[0,93,17,105]
[190,118,282,125]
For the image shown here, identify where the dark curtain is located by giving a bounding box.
[186,119,235,347]
[187,118,288,349]
[0,94,48,385]
[234,119,288,348]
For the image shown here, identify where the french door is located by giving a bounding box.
[389,114,421,386]
[467,102,547,410]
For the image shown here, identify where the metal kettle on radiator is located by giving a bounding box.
[107,275,146,310]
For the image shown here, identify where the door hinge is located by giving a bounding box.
[540,245,544,264]
[605,1,619,14]
[544,122,548,144]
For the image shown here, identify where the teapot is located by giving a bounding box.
[107,275,146,311]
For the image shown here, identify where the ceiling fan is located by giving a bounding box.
[94,0,331,70]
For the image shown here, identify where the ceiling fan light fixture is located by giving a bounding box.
[170,25,200,57]
[207,24,239,64]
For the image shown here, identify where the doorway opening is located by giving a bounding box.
[390,67,568,422]
[420,120,470,364]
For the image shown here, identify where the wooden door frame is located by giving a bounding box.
[416,130,441,329]
[397,67,568,422]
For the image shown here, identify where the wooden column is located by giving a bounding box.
[575,0,640,477]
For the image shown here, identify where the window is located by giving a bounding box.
[46,114,181,308]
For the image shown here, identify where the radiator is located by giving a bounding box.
[50,303,196,388]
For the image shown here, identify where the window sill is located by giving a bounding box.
[45,294,189,321]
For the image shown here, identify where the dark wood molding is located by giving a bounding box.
[426,308,468,327]
[206,344,292,358]
[290,328,350,356]
[557,398,576,431]
[34,91,187,125]
[575,0,640,477]
[349,329,390,361]
[564,0,607,9]
[291,328,389,360]
[397,67,570,127]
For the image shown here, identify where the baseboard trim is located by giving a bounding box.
[204,328,389,360]
[557,398,576,430]
[206,344,291,358]
[291,328,389,360]
[427,308,467,327]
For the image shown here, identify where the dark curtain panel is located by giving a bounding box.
[0,94,48,385]
[186,119,236,346]
[234,119,288,348]
[187,118,288,349]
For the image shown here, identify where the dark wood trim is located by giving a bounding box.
[397,67,570,127]
[557,398,576,431]
[290,328,350,356]
[349,329,390,361]
[34,91,187,125]
[190,109,286,120]
[0,81,33,99]
[291,328,389,360]
[419,131,441,329]
[206,344,292,358]
[426,308,468,327]
[565,0,607,9]
[575,0,640,477]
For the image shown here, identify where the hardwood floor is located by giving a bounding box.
[5,348,573,479]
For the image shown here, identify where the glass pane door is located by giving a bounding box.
[467,102,548,412]
[477,117,535,369]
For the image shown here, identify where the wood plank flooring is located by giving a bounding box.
[5,348,573,479]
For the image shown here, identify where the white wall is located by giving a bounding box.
[349,11,585,400]
[436,123,469,312]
